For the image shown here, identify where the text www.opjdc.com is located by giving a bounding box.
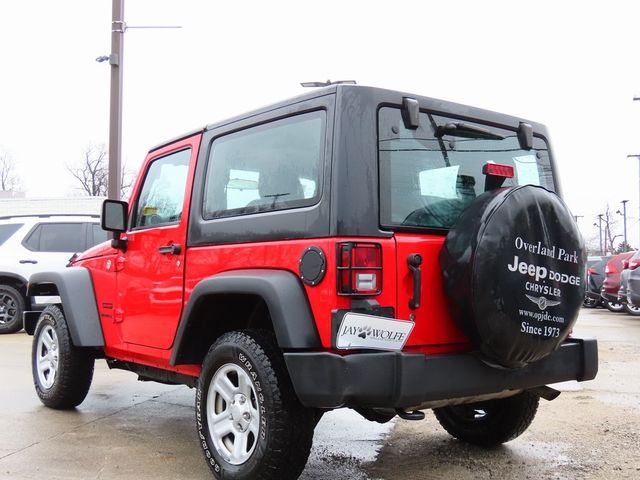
[518,309,565,324]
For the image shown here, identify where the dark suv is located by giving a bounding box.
[25,85,597,480]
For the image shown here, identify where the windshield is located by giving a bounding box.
[378,107,554,229]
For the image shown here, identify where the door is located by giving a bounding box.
[116,137,200,349]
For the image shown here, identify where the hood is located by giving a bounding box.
[71,240,117,264]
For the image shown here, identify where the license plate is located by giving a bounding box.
[336,312,414,351]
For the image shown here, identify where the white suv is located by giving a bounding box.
[0,215,107,333]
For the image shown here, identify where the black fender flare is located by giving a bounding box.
[170,269,321,366]
[27,268,104,347]
[0,271,28,287]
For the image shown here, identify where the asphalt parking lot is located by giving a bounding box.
[0,307,638,480]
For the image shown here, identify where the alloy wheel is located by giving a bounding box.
[36,325,59,389]
[206,363,260,465]
[0,292,17,326]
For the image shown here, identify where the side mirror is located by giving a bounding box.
[623,259,630,269]
[101,200,129,251]
[102,200,128,232]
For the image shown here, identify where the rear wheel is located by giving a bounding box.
[196,330,315,480]
[0,284,24,334]
[433,391,539,446]
[32,305,95,409]
[605,300,625,312]
[624,303,640,316]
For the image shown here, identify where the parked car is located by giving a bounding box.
[25,85,596,480]
[583,255,610,308]
[616,250,640,315]
[624,253,640,311]
[0,215,107,333]
[600,251,635,312]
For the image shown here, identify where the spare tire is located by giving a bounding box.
[439,185,585,369]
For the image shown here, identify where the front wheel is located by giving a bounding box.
[433,391,539,446]
[196,330,315,480]
[582,296,599,308]
[32,305,95,409]
[624,303,640,316]
[605,300,625,312]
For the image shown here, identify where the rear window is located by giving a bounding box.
[378,107,554,229]
[0,223,22,246]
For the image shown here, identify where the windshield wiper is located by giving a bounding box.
[435,122,505,140]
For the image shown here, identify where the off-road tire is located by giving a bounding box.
[605,300,625,313]
[0,284,25,334]
[433,391,539,446]
[196,330,315,480]
[624,303,640,316]
[32,305,95,409]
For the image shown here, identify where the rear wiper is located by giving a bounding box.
[435,122,505,140]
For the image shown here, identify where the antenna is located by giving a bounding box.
[300,79,357,88]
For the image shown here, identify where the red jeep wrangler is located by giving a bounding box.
[26,85,597,480]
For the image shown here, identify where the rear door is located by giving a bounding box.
[115,135,200,349]
[377,106,555,347]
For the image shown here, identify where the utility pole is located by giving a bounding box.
[97,2,180,200]
[617,200,629,249]
[596,214,604,255]
[108,0,124,200]
[628,154,640,250]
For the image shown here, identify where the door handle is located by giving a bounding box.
[158,244,181,255]
[19,259,38,264]
[407,253,422,309]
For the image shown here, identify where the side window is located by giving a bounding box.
[24,223,85,253]
[203,110,325,219]
[131,149,191,229]
[0,224,22,246]
[89,223,108,247]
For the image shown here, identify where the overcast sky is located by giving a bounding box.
[2,0,640,248]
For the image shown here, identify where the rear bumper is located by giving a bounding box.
[284,338,598,409]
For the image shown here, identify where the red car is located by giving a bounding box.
[600,251,635,312]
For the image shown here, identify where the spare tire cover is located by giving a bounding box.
[439,185,586,369]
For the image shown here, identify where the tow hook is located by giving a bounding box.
[395,409,425,420]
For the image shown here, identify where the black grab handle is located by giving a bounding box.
[158,244,181,255]
[407,253,422,309]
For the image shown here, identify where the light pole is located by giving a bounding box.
[627,154,640,249]
[595,214,604,255]
[97,1,181,200]
[108,0,125,200]
[617,200,629,249]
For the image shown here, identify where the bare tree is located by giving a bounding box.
[601,204,622,255]
[67,144,135,199]
[0,150,22,192]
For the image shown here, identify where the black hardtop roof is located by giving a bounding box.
[150,84,546,152]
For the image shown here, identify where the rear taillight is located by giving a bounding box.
[337,242,382,295]
[630,260,640,270]
[587,267,597,275]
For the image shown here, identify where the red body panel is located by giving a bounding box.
[394,233,468,347]
[184,238,396,349]
[602,251,634,296]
